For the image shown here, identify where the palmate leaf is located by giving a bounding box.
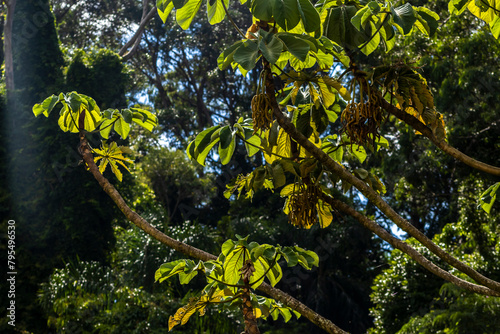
[93,142,134,182]
[168,289,227,331]
[57,93,101,133]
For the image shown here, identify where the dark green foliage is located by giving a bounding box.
[370,180,500,333]
[398,284,500,334]
[1,2,131,332]
[66,49,130,108]
[138,147,216,225]
[39,225,239,333]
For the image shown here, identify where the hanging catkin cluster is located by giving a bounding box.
[251,93,273,133]
[286,182,321,229]
[341,89,383,146]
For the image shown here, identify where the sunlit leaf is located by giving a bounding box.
[207,0,228,24]
[479,182,500,214]
[176,0,203,29]
[92,142,133,182]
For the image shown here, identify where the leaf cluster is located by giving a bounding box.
[155,235,319,330]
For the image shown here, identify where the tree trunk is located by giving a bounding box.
[4,0,16,102]
[240,287,260,334]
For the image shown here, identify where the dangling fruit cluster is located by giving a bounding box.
[341,91,383,146]
[286,182,321,229]
[251,93,273,133]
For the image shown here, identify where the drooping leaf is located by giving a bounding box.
[252,0,274,21]
[223,245,249,285]
[155,260,186,283]
[391,3,417,35]
[176,0,203,29]
[297,0,321,33]
[275,33,311,61]
[207,0,228,24]
[258,31,284,64]
[479,182,500,214]
[218,126,237,165]
[218,41,244,70]
[233,40,260,70]
[273,0,301,30]
[33,94,60,117]
[415,7,440,37]
[130,108,158,132]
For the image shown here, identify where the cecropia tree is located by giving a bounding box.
[32,0,500,332]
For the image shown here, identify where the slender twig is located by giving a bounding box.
[221,0,246,38]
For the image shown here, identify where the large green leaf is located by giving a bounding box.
[391,3,417,35]
[223,245,249,285]
[297,0,321,33]
[273,0,301,30]
[207,0,228,25]
[252,0,274,20]
[324,5,367,49]
[219,126,237,165]
[218,41,244,70]
[187,125,222,165]
[276,33,311,61]
[130,108,158,132]
[415,7,440,37]
[114,116,131,139]
[360,21,380,55]
[491,16,500,39]
[233,40,260,70]
[176,0,203,29]
[155,260,186,283]
[258,31,284,64]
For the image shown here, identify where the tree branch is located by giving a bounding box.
[321,194,500,297]
[78,138,348,334]
[379,98,500,177]
[119,3,157,61]
[261,59,500,294]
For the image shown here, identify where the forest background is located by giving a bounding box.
[0,0,499,333]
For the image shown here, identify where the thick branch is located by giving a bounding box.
[78,140,348,334]
[262,60,500,294]
[119,5,157,61]
[380,98,500,177]
[322,195,500,296]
